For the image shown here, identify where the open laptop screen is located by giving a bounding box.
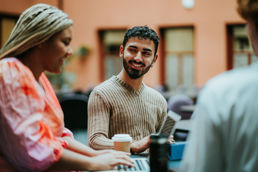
[158,110,181,137]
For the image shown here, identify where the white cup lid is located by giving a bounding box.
[112,134,132,142]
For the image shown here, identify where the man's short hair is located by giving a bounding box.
[122,26,159,55]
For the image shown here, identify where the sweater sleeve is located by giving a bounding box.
[87,90,114,150]
[0,60,63,172]
[156,95,168,132]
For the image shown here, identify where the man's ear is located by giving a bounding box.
[153,54,158,63]
[150,54,158,67]
[119,45,124,58]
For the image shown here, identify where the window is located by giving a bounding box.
[0,14,18,48]
[227,24,257,69]
[99,30,126,80]
[162,27,195,93]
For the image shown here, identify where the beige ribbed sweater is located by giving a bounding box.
[88,76,167,150]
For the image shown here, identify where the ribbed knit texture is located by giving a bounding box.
[88,76,167,150]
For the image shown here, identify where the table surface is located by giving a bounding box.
[132,154,182,171]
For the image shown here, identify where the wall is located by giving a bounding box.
[0,0,245,90]
[0,0,58,14]
[64,0,244,90]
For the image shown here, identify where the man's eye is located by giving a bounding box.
[142,52,151,56]
[129,48,137,53]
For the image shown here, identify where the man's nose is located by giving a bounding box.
[134,52,142,62]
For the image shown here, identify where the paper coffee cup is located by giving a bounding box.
[112,134,132,152]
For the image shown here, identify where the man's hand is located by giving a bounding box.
[130,135,151,153]
[168,135,175,144]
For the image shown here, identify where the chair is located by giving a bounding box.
[167,94,194,120]
[58,92,89,144]
[58,92,88,131]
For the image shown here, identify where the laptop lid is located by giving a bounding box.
[158,110,181,138]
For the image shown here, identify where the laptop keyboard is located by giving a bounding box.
[113,158,150,171]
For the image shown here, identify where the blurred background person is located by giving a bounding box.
[179,0,258,171]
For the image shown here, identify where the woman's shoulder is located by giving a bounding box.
[0,57,26,73]
[0,57,35,85]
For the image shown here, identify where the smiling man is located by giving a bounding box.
[88,26,167,153]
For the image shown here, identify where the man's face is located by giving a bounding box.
[120,37,158,79]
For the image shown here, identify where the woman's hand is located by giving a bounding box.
[89,151,134,170]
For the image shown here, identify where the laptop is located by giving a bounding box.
[102,111,181,172]
[158,110,182,138]
[99,156,149,172]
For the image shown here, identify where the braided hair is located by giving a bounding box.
[0,3,73,59]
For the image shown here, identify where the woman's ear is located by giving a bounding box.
[37,43,43,49]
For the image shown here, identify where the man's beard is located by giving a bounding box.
[123,57,153,79]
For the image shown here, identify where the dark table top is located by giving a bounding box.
[131,153,182,171]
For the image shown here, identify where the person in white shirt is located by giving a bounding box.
[179,0,258,171]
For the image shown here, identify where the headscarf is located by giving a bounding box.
[0,3,73,59]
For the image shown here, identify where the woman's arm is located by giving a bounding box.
[63,136,131,157]
[62,136,98,156]
[48,148,134,171]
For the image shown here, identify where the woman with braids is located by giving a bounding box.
[179,0,258,172]
[0,3,133,172]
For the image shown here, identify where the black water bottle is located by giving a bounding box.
[150,134,169,172]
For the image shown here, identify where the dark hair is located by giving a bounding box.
[122,26,159,55]
[237,0,258,29]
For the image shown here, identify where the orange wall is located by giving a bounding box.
[0,0,245,90]
[63,0,244,90]
[0,0,58,14]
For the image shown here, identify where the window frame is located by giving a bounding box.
[159,25,195,92]
[97,28,127,81]
[0,13,18,48]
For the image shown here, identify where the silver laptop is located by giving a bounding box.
[101,157,150,172]
[101,111,181,172]
[158,110,181,137]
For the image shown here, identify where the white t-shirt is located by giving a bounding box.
[179,63,258,172]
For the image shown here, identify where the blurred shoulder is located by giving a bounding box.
[200,63,258,100]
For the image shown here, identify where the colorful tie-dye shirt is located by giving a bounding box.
[0,57,72,172]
